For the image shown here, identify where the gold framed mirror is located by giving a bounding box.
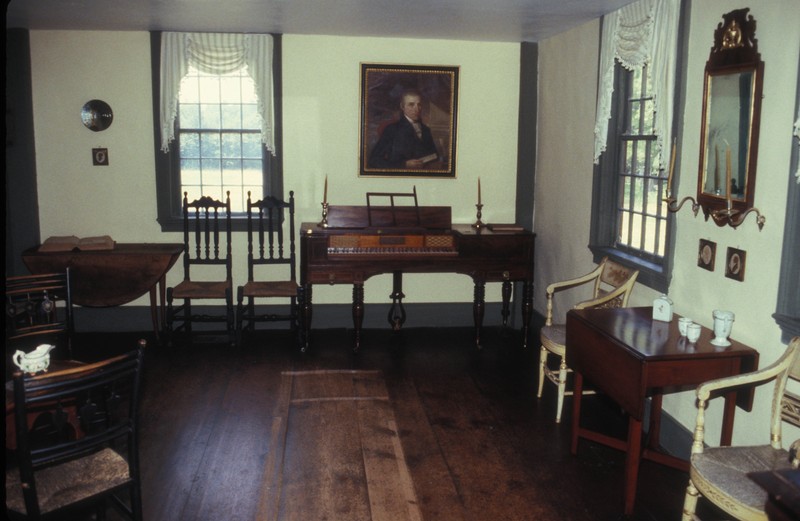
[697,8,764,227]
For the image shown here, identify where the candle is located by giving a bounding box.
[714,144,720,193]
[478,177,481,205]
[725,147,732,210]
[667,139,676,196]
[323,175,328,204]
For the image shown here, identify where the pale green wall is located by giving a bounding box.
[535,0,800,445]
[28,32,520,306]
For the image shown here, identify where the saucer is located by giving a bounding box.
[710,338,731,347]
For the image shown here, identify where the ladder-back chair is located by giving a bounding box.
[166,192,234,345]
[236,191,302,347]
[537,257,639,422]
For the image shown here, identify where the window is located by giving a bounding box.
[152,32,283,231]
[590,0,684,292]
[177,66,264,212]
[590,63,674,291]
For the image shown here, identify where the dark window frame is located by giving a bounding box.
[150,32,283,232]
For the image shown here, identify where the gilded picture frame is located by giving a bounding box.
[359,63,458,178]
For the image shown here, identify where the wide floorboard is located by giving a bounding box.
[15,325,731,520]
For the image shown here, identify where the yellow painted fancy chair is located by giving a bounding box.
[537,257,639,423]
[682,336,800,521]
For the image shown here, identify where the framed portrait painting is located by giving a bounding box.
[359,63,459,178]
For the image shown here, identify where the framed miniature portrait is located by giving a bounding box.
[725,247,746,282]
[698,239,716,271]
[359,63,459,178]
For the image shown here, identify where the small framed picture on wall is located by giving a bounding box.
[698,239,716,271]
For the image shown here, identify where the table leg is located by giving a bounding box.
[648,394,663,450]
[720,391,737,445]
[623,416,643,516]
[149,285,160,343]
[571,372,583,455]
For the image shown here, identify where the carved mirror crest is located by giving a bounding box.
[697,8,765,228]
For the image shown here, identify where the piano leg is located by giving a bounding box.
[521,280,533,349]
[472,280,486,350]
[301,284,313,352]
[501,280,512,327]
[388,271,407,331]
[352,283,364,353]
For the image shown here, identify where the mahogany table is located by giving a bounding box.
[22,243,184,341]
[565,306,759,516]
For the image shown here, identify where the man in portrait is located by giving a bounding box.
[368,89,439,169]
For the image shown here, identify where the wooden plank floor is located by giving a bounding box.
[32,325,731,520]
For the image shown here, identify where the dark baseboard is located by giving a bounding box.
[73,301,542,332]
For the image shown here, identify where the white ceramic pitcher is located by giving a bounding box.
[12,344,56,373]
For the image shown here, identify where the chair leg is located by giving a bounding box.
[537,346,548,398]
[555,357,568,423]
[682,479,700,521]
[236,286,244,347]
[226,286,235,346]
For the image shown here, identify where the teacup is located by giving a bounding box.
[678,317,693,337]
[686,323,702,343]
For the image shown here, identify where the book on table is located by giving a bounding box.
[38,235,115,252]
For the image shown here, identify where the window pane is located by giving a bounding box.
[221,104,242,128]
[179,104,200,128]
[177,66,265,206]
[200,104,221,129]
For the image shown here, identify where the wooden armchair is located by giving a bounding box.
[537,257,639,422]
[682,336,800,521]
[236,191,302,347]
[6,340,146,520]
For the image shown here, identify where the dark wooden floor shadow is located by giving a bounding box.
[11,326,731,521]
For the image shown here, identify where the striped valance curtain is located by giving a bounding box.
[159,32,275,154]
[593,0,680,171]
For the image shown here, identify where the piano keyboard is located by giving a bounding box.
[327,234,457,256]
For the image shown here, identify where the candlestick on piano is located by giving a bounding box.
[478,177,482,206]
[323,175,328,204]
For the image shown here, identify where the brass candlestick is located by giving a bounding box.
[319,202,329,228]
[472,203,485,229]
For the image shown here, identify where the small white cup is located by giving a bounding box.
[678,317,693,337]
[687,323,702,343]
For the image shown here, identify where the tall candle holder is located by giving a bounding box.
[318,202,329,228]
[472,203,485,229]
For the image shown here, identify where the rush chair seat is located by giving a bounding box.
[681,336,800,521]
[236,190,302,348]
[5,340,146,520]
[167,192,235,346]
[6,269,75,366]
[537,257,639,423]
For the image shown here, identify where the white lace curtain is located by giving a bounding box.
[594,0,680,171]
[159,32,275,154]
